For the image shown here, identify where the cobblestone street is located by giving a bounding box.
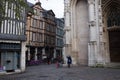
[0,64,120,80]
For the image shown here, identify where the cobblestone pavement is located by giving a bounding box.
[0,64,120,80]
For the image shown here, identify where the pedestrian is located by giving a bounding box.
[67,56,72,68]
[56,56,61,68]
[47,57,50,65]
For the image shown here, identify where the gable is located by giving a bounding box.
[47,10,55,16]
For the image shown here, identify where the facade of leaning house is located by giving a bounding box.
[26,2,44,65]
[26,2,56,65]
[0,0,27,74]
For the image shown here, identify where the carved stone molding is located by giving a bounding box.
[89,21,96,26]
[64,26,71,31]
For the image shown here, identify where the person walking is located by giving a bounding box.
[47,57,50,65]
[67,56,72,68]
[56,56,62,68]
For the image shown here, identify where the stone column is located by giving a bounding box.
[35,48,38,61]
[88,42,97,66]
[88,0,97,66]
[88,0,95,21]
[88,42,94,66]
[27,47,30,61]
[20,42,26,72]
[53,48,56,58]
[42,48,46,59]
[64,0,71,65]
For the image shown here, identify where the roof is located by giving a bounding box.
[27,2,34,7]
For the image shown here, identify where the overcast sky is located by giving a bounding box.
[27,0,64,18]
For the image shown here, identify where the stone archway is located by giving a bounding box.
[70,0,89,65]
[102,0,120,62]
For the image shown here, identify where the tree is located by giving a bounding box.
[0,0,28,19]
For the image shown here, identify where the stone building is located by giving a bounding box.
[0,0,26,74]
[26,2,56,63]
[64,0,120,67]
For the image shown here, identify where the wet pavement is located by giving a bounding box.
[0,64,120,80]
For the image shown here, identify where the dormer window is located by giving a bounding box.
[34,9,37,15]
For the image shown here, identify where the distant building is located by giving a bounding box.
[42,10,56,60]
[0,0,26,74]
[26,2,56,64]
[55,18,64,58]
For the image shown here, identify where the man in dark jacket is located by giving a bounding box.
[67,56,72,68]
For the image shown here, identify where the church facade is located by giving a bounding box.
[64,0,120,67]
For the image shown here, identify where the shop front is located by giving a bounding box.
[0,43,21,73]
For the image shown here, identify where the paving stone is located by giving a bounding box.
[0,64,120,80]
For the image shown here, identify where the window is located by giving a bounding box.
[17,52,20,68]
[45,35,47,43]
[31,18,33,26]
[47,36,49,44]
[11,3,14,18]
[57,29,59,35]
[39,21,43,29]
[15,21,18,35]
[49,25,52,32]
[39,33,41,42]
[32,19,37,27]
[34,9,40,16]
[53,26,55,33]
[107,11,120,27]
[40,33,43,42]
[34,9,37,15]
[7,2,11,18]
[36,33,39,42]
[12,21,15,35]
[40,11,43,17]
[5,2,8,17]
[0,43,21,50]
[46,35,49,44]
[32,32,36,41]
[0,1,25,35]
[46,23,50,31]
[13,4,16,19]
[30,32,32,41]
[0,21,2,33]
[36,33,42,42]
[32,33,43,42]
[57,20,59,26]
[4,20,7,34]
[19,22,24,35]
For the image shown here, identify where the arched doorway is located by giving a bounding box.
[102,0,120,62]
